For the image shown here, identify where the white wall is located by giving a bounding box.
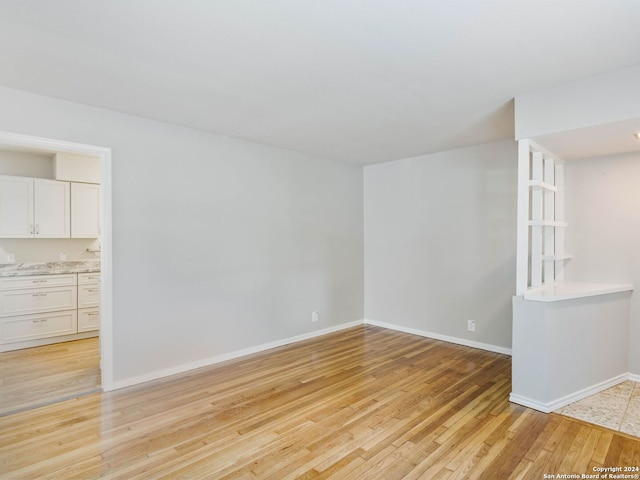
[364,139,517,351]
[564,152,640,374]
[0,86,364,384]
[0,150,99,262]
[515,63,640,140]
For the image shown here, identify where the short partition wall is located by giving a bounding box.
[511,292,630,413]
[511,139,633,413]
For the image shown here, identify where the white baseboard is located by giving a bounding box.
[113,320,363,390]
[114,318,513,391]
[510,372,629,413]
[364,319,512,356]
[629,373,640,383]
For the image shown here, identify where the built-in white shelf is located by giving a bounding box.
[528,180,558,192]
[524,281,633,302]
[514,139,635,416]
[528,220,568,227]
[541,253,573,261]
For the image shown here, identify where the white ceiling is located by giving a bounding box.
[0,1,639,165]
[535,118,640,162]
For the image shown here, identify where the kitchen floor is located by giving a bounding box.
[0,338,100,416]
[556,380,640,437]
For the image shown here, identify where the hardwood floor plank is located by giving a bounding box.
[0,338,100,416]
[521,448,553,480]
[1,325,639,479]
[560,425,592,474]
[523,412,562,462]
[572,428,602,474]
[619,438,637,470]
[537,418,582,475]
[478,409,553,479]
[603,432,626,467]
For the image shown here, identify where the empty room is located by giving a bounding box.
[1,1,640,479]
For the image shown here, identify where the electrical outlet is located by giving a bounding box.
[312,311,319,322]
[6,253,15,263]
[59,252,67,261]
[467,320,476,332]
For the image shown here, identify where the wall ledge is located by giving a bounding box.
[524,281,633,302]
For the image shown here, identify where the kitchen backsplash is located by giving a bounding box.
[0,238,101,264]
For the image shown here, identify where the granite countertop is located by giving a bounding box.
[0,261,101,277]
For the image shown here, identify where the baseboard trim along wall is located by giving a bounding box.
[364,319,512,356]
[629,373,640,383]
[113,320,363,390]
[114,318,512,390]
[509,372,630,413]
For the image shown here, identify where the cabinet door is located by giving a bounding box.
[78,273,100,284]
[0,175,34,238]
[0,286,77,317]
[71,183,100,238]
[78,308,100,332]
[1,310,78,343]
[78,283,100,308]
[0,274,77,291]
[34,179,70,238]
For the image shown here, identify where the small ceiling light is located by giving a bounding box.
[635,132,640,140]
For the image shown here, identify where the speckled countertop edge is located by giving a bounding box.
[0,261,101,277]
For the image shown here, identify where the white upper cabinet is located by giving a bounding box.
[0,176,70,238]
[71,183,100,238]
[0,176,34,238]
[34,179,71,238]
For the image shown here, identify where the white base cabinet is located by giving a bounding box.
[78,308,100,333]
[2,310,78,343]
[0,272,100,351]
[77,272,100,333]
[78,285,100,309]
[0,286,77,317]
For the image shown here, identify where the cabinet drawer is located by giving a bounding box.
[78,284,100,308]
[1,310,77,343]
[0,274,77,291]
[0,286,77,317]
[78,273,100,284]
[78,307,99,332]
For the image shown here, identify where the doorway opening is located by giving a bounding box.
[0,131,112,415]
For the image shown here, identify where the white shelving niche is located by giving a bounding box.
[516,140,572,296]
[511,139,633,413]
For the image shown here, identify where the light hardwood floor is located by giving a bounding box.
[1,325,639,479]
[0,338,100,416]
